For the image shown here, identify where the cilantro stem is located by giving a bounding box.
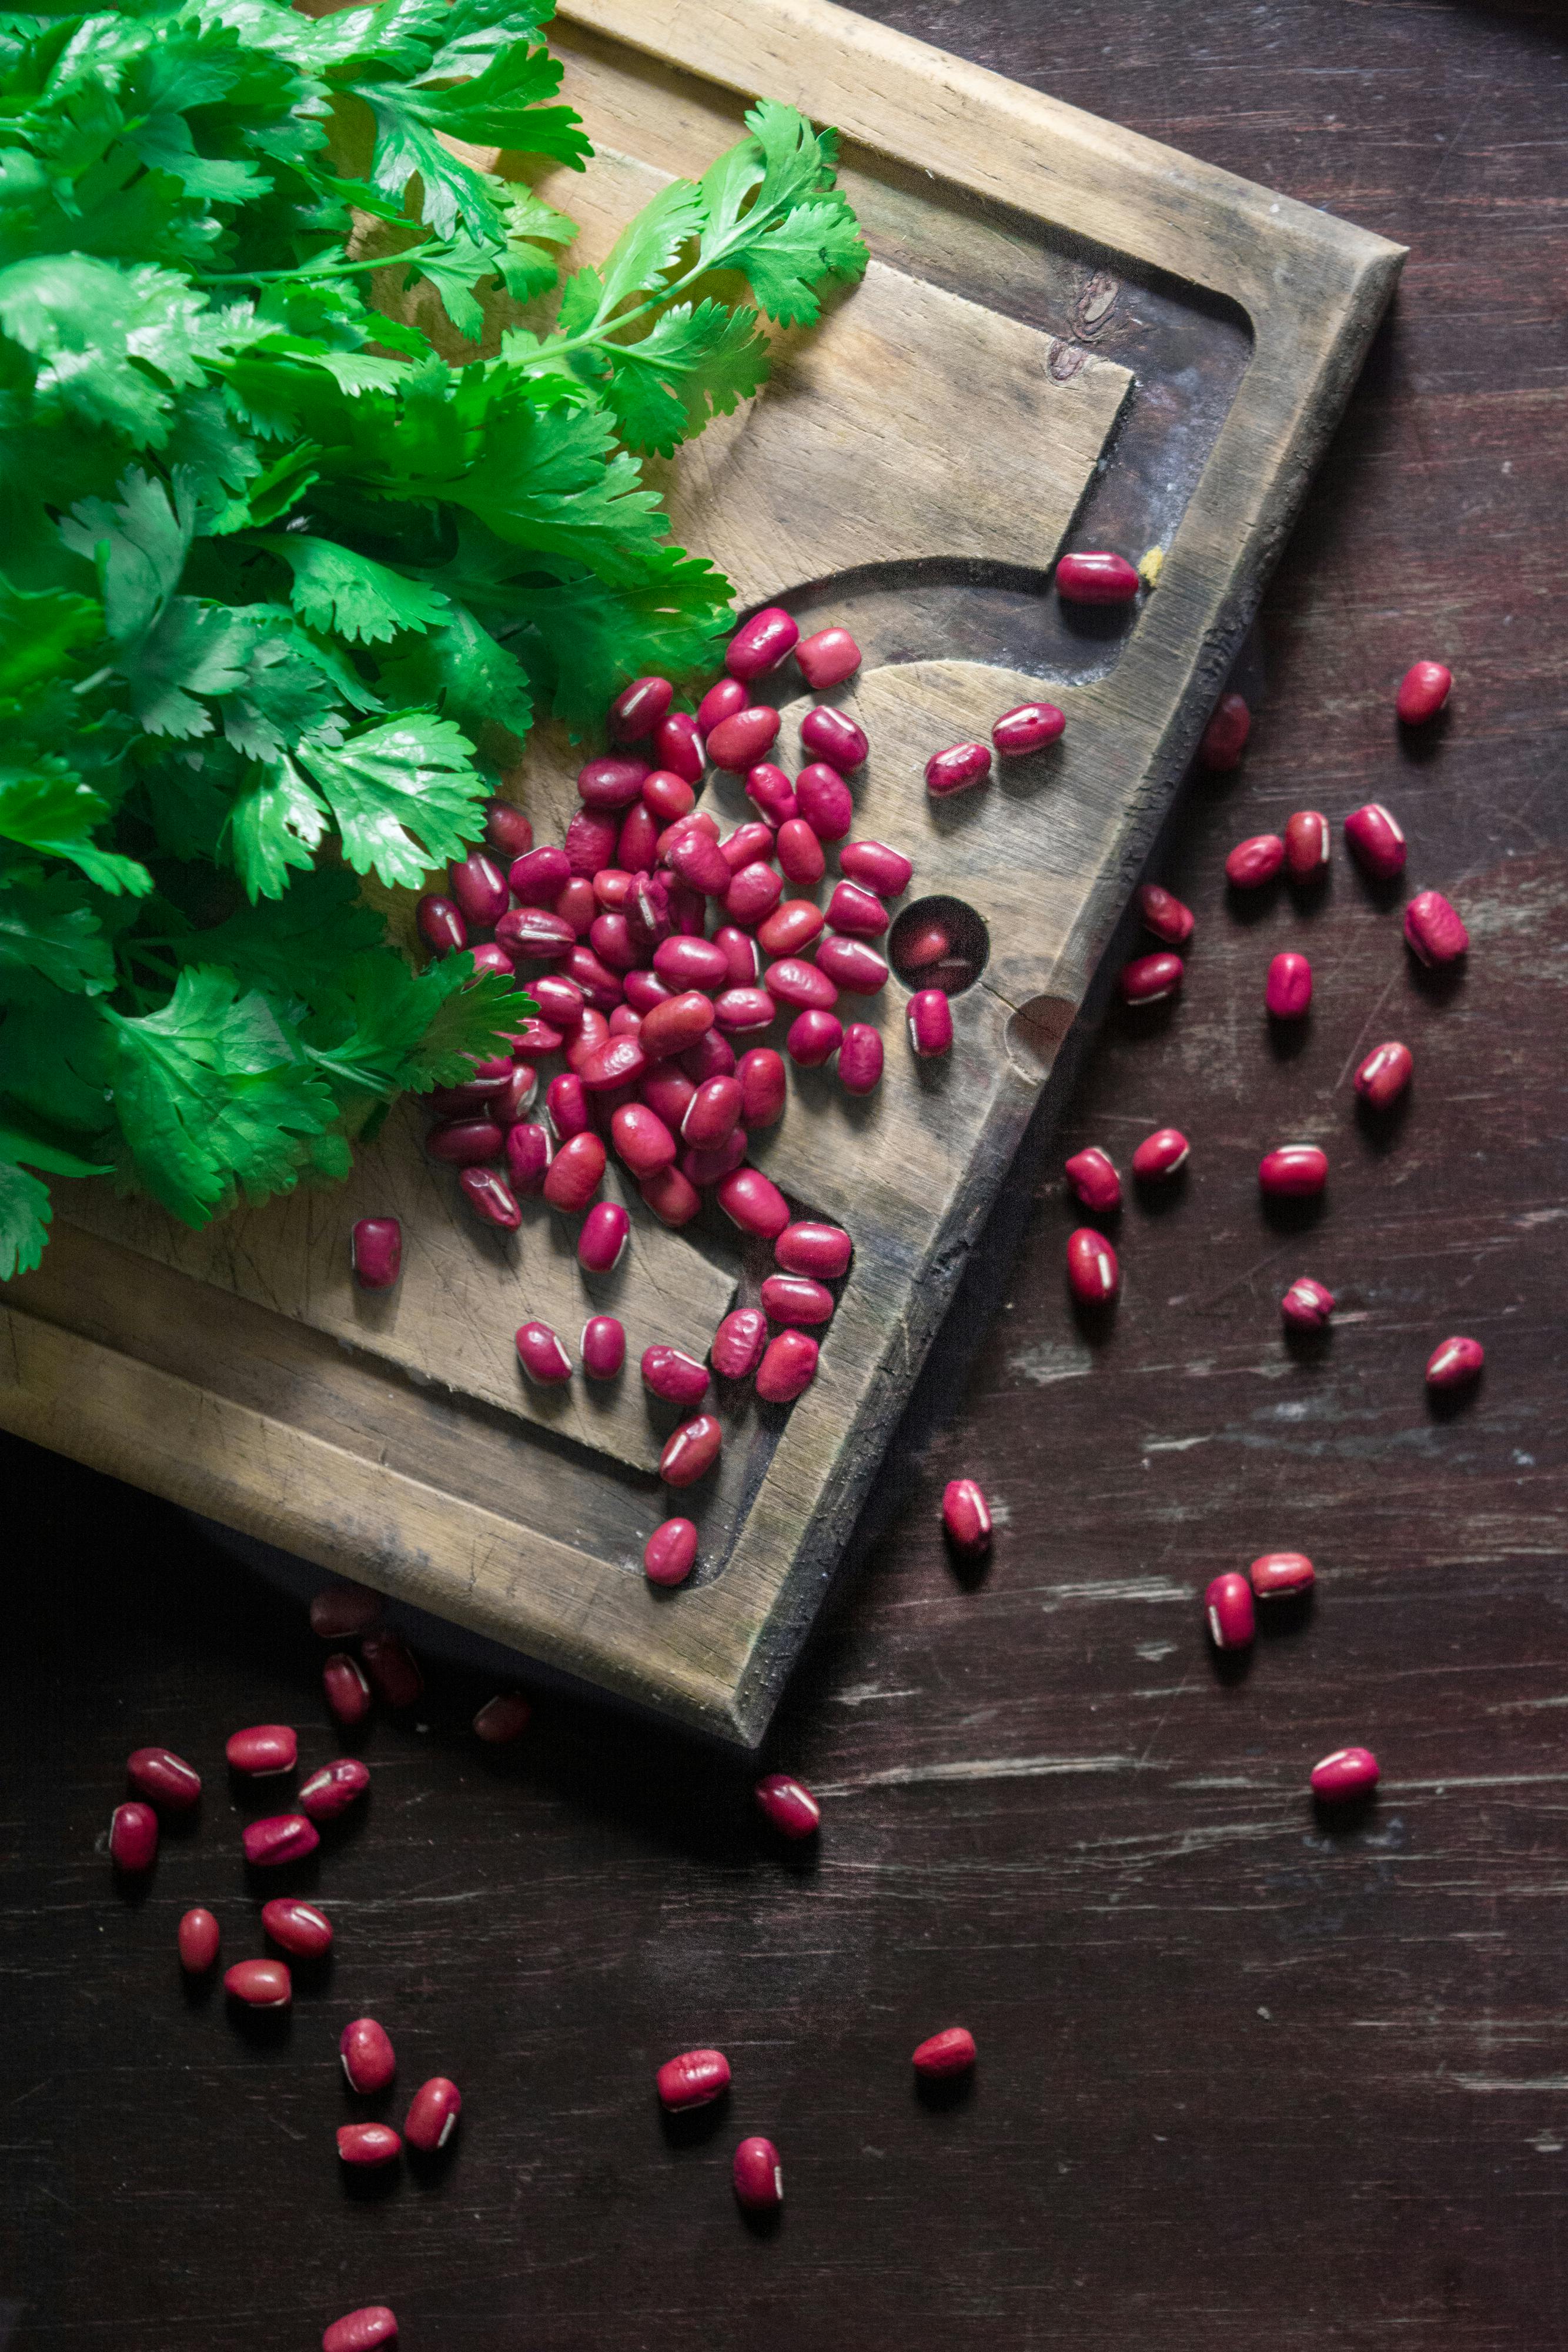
[199,241,444,286]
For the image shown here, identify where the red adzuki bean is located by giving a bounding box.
[907,988,953,1056]
[493,1067,540,1127]
[912,2026,976,2078]
[1225,834,1283,888]
[644,1518,698,1587]
[496,906,576,962]
[1205,1572,1255,1651]
[712,986,776,1035]
[697,677,748,736]
[242,1813,319,1867]
[1404,888,1469,967]
[1310,1746,1379,1802]
[706,706,781,773]
[623,968,673,1015]
[1249,1551,1315,1598]
[724,862,784,926]
[473,1692,531,1743]
[1281,1277,1334,1330]
[757,1329,819,1402]
[323,1654,372,1729]
[795,625,861,689]
[1119,953,1183,1005]
[483,798,532,858]
[727,606,798,680]
[667,829,734,897]
[341,2018,396,2094]
[1284,810,1330,879]
[404,2077,462,2154]
[1066,1227,1119,1305]
[717,1167,790,1237]
[447,851,509,925]
[712,1308,767,1379]
[612,1103,677,1178]
[110,1802,158,1873]
[426,1117,503,1167]
[577,1034,646,1092]
[795,762,854,841]
[543,1131,606,1213]
[609,674,673,743]
[992,701,1065,756]
[840,841,912,899]
[733,2136,784,2213]
[515,1322,572,1384]
[746,762,798,827]
[310,1580,382,1641]
[643,1345,710,1407]
[759,900,825,959]
[837,1021,883,1093]
[1137,884,1195,947]
[1199,691,1251,772]
[127,1746,201,1810]
[416,893,466,956]
[511,1018,564,1060]
[942,1478,991,1559]
[1354,1040,1413,1108]
[651,711,703,783]
[580,1315,626,1380]
[1266,951,1312,1020]
[925,740,992,796]
[577,1201,630,1274]
[1426,1334,1484,1390]
[640,992,717,1061]
[510,846,571,905]
[1064,1147,1121,1212]
[1132,1127,1189,1181]
[504,1124,551,1198]
[1056,550,1139,603]
[775,817,826,887]
[660,1415,723,1487]
[299,1759,370,1822]
[787,1008,842,1066]
[1396,660,1452,724]
[261,1898,333,1959]
[178,1907,220,1973]
[466,944,514,983]
[760,1274,833,1325]
[1259,1144,1328,1198]
[656,2049,730,2110]
[641,772,694,827]
[827,881,888,939]
[225,1958,291,2009]
[616,807,658,871]
[767,957,837,1011]
[777,1221,851,1279]
[737,1047,787,1126]
[225,1723,296,1777]
[722,830,780,883]
[682,1077,742,1149]
[1343,802,1406,881]
[640,1167,701,1227]
[361,1632,422,1710]
[459,1167,521,1230]
[337,2124,401,2169]
[754,1773,821,1839]
[800,705,867,771]
[654,936,727,987]
[322,2307,398,2352]
[350,1217,402,1292]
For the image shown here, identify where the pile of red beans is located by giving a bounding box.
[102,562,1480,2344]
[356,602,1071,1589]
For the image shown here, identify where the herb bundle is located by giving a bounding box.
[0,0,866,1276]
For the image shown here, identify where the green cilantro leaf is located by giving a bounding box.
[0,871,115,995]
[260,535,452,644]
[299,713,486,888]
[599,298,771,457]
[0,760,153,896]
[0,1155,52,1281]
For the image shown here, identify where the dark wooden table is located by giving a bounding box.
[5,5,1566,2345]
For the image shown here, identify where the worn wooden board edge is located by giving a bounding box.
[0,0,1405,1748]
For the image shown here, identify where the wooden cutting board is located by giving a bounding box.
[0,0,1403,1745]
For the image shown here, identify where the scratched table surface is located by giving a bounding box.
[5,4,1567,2346]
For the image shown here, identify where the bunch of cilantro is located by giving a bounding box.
[0,0,867,1279]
